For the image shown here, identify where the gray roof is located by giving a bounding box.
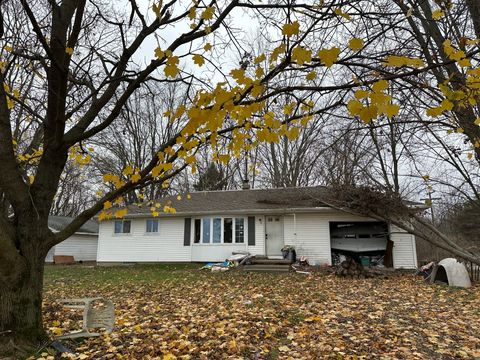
[48,215,99,234]
[125,186,330,217]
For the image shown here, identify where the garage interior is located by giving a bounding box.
[330,221,393,267]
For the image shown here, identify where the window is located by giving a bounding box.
[212,218,221,243]
[194,219,201,243]
[146,219,158,233]
[202,218,211,243]
[235,218,244,243]
[223,218,233,243]
[193,217,246,244]
[114,220,131,234]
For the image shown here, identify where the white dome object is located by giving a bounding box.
[430,258,472,288]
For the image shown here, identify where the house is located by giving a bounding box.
[96,187,418,268]
[46,216,99,262]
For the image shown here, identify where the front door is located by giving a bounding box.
[265,216,284,257]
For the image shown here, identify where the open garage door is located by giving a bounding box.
[330,222,393,267]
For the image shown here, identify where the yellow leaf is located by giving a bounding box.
[278,345,290,352]
[152,2,163,18]
[192,54,204,66]
[305,316,321,322]
[5,45,13,52]
[358,105,378,123]
[177,195,182,200]
[348,38,364,51]
[347,99,364,116]
[155,47,165,59]
[187,194,191,199]
[114,208,128,219]
[51,327,62,336]
[384,103,400,118]
[218,154,230,165]
[28,174,34,184]
[372,79,388,92]
[203,43,212,51]
[384,55,424,68]
[426,106,443,117]
[457,127,464,133]
[282,21,300,37]
[188,7,196,20]
[98,211,109,221]
[291,46,312,65]
[354,89,369,99]
[422,175,430,181]
[131,173,141,183]
[201,6,215,20]
[65,47,73,56]
[254,54,266,64]
[305,71,316,81]
[164,64,179,78]
[317,47,340,68]
[334,8,351,20]
[474,118,480,125]
[432,9,444,20]
[467,153,473,160]
[122,165,134,176]
[103,201,112,210]
[255,66,264,78]
[458,58,471,67]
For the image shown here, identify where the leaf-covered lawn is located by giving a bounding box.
[42,265,480,359]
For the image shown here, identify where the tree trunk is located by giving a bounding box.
[0,254,47,356]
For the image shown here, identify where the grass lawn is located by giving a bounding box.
[41,264,480,359]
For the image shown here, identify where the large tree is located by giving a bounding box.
[0,0,479,355]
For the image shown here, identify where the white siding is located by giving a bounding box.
[45,246,55,262]
[97,217,190,262]
[283,212,375,266]
[95,212,418,269]
[54,234,98,261]
[247,216,265,256]
[283,213,330,265]
[191,244,247,262]
[391,224,417,269]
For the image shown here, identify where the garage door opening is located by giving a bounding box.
[330,222,393,267]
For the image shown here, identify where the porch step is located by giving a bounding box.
[243,264,291,272]
[250,258,292,265]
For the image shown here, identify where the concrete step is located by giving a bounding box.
[250,258,292,265]
[243,264,291,272]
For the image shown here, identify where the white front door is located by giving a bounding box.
[265,216,284,257]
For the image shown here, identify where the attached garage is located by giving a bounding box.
[330,221,393,267]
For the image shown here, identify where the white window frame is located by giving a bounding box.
[113,219,131,235]
[192,216,247,245]
[145,219,159,234]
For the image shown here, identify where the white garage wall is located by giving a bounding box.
[390,224,418,269]
[282,211,417,269]
[54,234,98,261]
[97,217,190,262]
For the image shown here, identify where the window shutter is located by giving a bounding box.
[184,218,191,246]
[248,216,255,246]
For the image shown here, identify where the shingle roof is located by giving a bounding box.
[48,215,99,234]
[125,186,330,217]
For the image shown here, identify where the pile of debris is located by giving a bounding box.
[335,258,394,279]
